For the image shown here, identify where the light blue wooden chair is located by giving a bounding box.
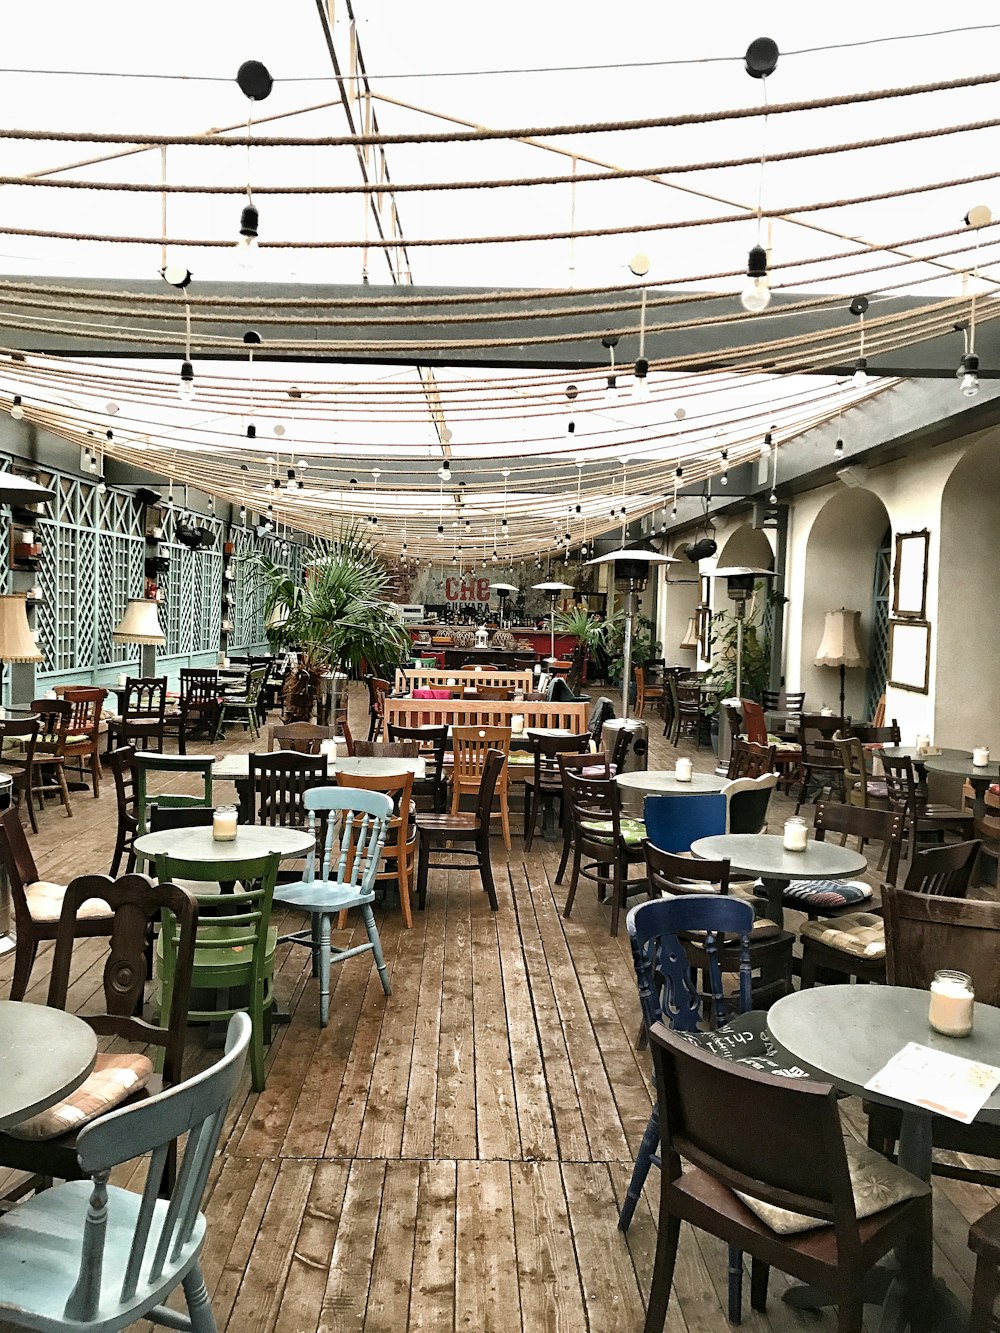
[0,1011,250,1333]
[275,787,393,1026]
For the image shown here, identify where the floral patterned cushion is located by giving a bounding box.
[25,881,113,924]
[7,1052,154,1141]
[579,816,646,847]
[736,1137,927,1234]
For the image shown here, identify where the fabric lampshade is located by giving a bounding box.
[113,598,166,646]
[680,617,699,649]
[0,594,43,663]
[814,608,867,669]
[266,603,289,630]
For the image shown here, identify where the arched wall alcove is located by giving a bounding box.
[662,542,701,665]
[715,524,774,571]
[800,487,891,718]
[936,437,1000,751]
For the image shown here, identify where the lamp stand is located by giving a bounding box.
[548,595,557,664]
[734,604,745,701]
[838,663,846,720]
[621,582,637,721]
[140,644,158,678]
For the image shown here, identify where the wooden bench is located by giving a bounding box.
[394,667,535,695]
[385,697,589,735]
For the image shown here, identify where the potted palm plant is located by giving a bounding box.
[257,524,412,722]
[554,605,610,688]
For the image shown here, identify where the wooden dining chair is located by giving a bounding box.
[134,752,215,834]
[0,805,114,999]
[415,749,506,914]
[387,721,448,811]
[564,772,649,936]
[107,745,138,876]
[267,721,335,754]
[164,667,220,753]
[336,768,415,928]
[554,749,612,885]
[642,1022,932,1333]
[249,749,328,828]
[0,1012,250,1333]
[450,724,512,851]
[108,676,168,754]
[634,665,664,718]
[740,699,800,791]
[0,716,43,834]
[794,712,850,811]
[214,666,267,741]
[727,737,776,780]
[523,731,591,852]
[366,676,391,742]
[881,753,974,860]
[27,699,75,818]
[54,685,107,798]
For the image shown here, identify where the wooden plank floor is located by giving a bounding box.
[0,690,996,1333]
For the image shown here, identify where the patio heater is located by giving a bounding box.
[814,608,867,718]
[113,597,166,679]
[711,567,775,699]
[490,582,519,629]
[532,581,574,664]
[587,547,678,719]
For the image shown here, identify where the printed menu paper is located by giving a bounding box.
[865,1042,1000,1123]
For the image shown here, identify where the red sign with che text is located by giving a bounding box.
[444,575,492,603]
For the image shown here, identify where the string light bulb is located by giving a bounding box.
[237,202,259,270]
[720,449,729,484]
[633,357,650,399]
[740,244,771,313]
[178,360,196,402]
[959,351,980,397]
[835,437,845,458]
[852,357,869,388]
[9,395,23,420]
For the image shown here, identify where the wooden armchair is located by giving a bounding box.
[54,685,107,798]
[27,699,74,818]
[108,676,168,754]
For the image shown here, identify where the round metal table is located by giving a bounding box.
[134,824,314,865]
[0,1000,97,1130]
[690,832,868,927]
[922,750,1000,819]
[617,769,728,797]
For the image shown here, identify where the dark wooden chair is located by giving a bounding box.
[249,749,328,828]
[794,712,850,811]
[340,716,356,756]
[741,698,799,792]
[974,785,1000,888]
[352,740,420,760]
[662,670,681,743]
[475,684,513,701]
[881,753,974,860]
[761,688,805,741]
[849,720,901,746]
[0,805,114,999]
[675,680,708,747]
[523,731,591,852]
[782,803,902,921]
[109,676,169,754]
[387,722,448,811]
[27,699,74,818]
[107,745,138,876]
[164,667,220,754]
[0,717,43,834]
[634,665,664,718]
[608,723,635,773]
[969,1205,1000,1333]
[267,722,335,754]
[563,771,649,937]
[414,749,505,912]
[0,872,197,1198]
[642,1021,932,1333]
[867,884,1000,1189]
[727,737,776,781]
[554,750,611,885]
[366,676,391,742]
[53,685,107,798]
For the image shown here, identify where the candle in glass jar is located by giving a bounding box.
[117,673,127,688]
[212,806,238,842]
[973,746,990,768]
[674,757,693,783]
[320,739,337,759]
[928,970,974,1037]
[20,529,33,546]
[511,713,525,735]
[783,817,809,852]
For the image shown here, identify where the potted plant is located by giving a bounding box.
[604,612,661,695]
[554,605,610,688]
[256,523,412,722]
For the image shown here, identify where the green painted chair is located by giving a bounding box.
[275,787,393,1027]
[214,666,268,742]
[135,752,214,834]
[0,1012,250,1333]
[155,850,279,1094]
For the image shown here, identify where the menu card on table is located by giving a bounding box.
[865,1042,1000,1123]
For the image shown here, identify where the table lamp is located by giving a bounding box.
[0,592,44,703]
[588,547,678,719]
[532,581,574,665]
[680,616,699,651]
[490,582,519,629]
[711,567,776,699]
[113,597,166,679]
[814,607,867,718]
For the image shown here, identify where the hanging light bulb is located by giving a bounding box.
[719,448,729,484]
[9,395,23,420]
[959,352,980,397]
[760,431,772,457]
[852,357,869,388]
[437,459,451,481]
[237,202,259,270]
[835,437,845,459]
[769,488,777,504]
[178,360,196,402]
[239,504,247,523]
[740,244,771,313]
[246,424,257,439]
[633,357,650,399]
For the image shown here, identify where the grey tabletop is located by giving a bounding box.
[134,824,314,864]
[922,751,1000,783]
[769,986,1000,1125]
[212,754,425,781]
[0,1001,98,1130]
[880,746,967,764]
[617,769,729,796]
[690,833,868,883]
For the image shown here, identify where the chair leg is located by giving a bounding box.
[181,1261,219,1333]
[55,763,73,817]
[644,1211,682,1333]
[749,1257,769,1312]
[836,1290,865,1333]
[310,911,322,976]
[398,847,414,929]
[618,1106,659,1232]
[362,903,391,996]
[498,781,512,852]
[970,1248,1000,1333]
[89,751,100,797]
[727,1246,744,1324]
[416,832,430,910]
[563,846,582,918]
[555,818,572,885]
[610,858,624,936]
[799,944,819,990]
[478,834,499,911]
[524,785,537,851]
[9,936,37,1001]
[249,980,266,1092]
[318,912,332,1027]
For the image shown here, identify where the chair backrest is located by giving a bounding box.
[643,792,727,853]
[881,753,917,810]
[586,696,615,745]
[0,805,40,926]
[57,685,107,737]
[122,676,167,722]
[566,770,622,853]
[108,744,137,831]
[0,715,41,767]
[30,697,73,747]
[975,786,1000,850]
[268,722,334,754]
[530,729,591,785]
[871,692,887,728]
[66,1013,251,1322]
[135,752,215,831]
[760,689,781,712]
[241,666,268,706]
[739,698,768,747]
[901,840,981,897]
[609,724,634,771]
[798,712,850,763]
[836,735,868,801]
[849,720,901,746]
[883,884,1000,1001]
[340,716,355,756]
[476,750,508,825]
[644,841,732,898]
[728,737,775,781]
[812,801,904,887]
[48,873,198,1088]
[722,773,778,834]
[723,701,743,745]
[477,684,513,701]
[627,893,753,1033]
[558,750,609,810]
[336,769,414,862]
[387,722,447,786]
[249,749,328,826]
[149,805,216,833]
[647,1022,852,1229]
[178,668,219,707]
[352,739,420,759]
[452,725,511,784]
[301,786,393,892]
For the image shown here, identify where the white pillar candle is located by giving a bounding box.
[928,971,974,1037]
[212,807,238,842]
[511,713,525,735]
[783,817,809,852]
[674,757,693,783]
[320,739,337,758]
[973,746,990,768]
[20,529,33,546]
[117,673,127,688]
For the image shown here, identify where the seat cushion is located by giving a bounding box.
[579,816,647,847]
[865,780,889,799]
[507,752,534,766]
[25,880,113,923]
[767,734,801,750]
[782,879,873,910]
[678,1011,812,1078]
[799,911,885,959]
[7,1052,154,1141]
[736,1136,927,1235]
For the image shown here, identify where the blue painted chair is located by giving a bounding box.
[0,1011,250,1333]
[274,787,393,1026]
[642,791,727,853]
[621,885,809,1323]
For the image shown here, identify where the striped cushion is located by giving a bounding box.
[799,911,885,959]
[7,1052,154,1140]
[782,879,872,910]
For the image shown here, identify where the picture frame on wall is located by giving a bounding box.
[892,529,930,619]
[887,618,931,693]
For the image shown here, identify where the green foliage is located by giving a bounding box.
[604,612,661,684]
[554,605,609,653]
[701,586,773,713]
